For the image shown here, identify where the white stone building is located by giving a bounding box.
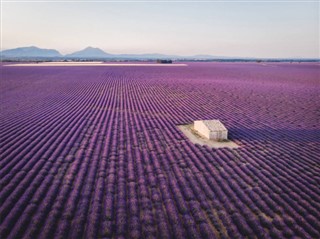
[194,120,228,141]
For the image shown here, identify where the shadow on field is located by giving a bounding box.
[229,128,320,143]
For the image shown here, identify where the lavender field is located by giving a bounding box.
[0,62,319,239]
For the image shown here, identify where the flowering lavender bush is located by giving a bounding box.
[0,62,319,238]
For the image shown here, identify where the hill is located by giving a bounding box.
[1,46,62,58]
[65,47,112,58]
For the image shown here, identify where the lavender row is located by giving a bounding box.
[1,63,319,238]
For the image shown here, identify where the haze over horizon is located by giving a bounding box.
[2,1,319,58]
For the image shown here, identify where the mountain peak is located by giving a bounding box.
[66,47,110,58]
[84,46,97,50]
[1,46,62,57]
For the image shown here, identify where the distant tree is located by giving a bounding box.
[157,59,172,64]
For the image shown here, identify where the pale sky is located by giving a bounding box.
[1,0,319,58]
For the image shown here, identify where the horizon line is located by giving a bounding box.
[1,45,320,60]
